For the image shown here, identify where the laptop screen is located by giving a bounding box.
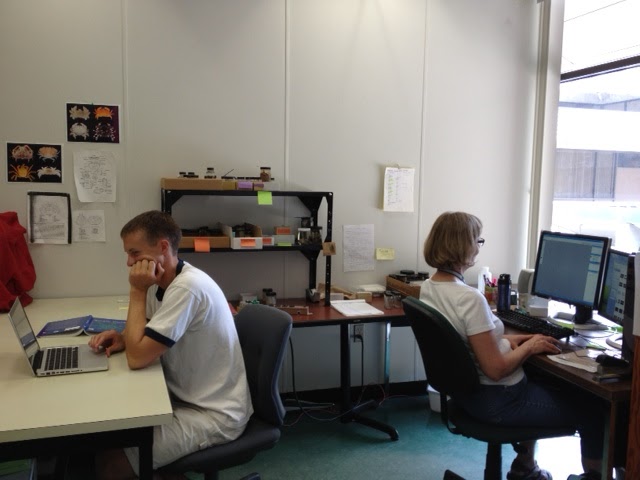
[8,298,40,365]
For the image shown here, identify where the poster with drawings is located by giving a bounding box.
[6,142,63,183]
[27,192,71,244]
[73,151,116,203]
[73,210,106,242]
[66,103,120,143]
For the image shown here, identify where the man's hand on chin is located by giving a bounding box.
[129,258,163,290]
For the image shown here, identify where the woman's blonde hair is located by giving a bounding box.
[423,212,482,270]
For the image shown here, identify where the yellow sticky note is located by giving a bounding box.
[257,191,272,205]
[376,247,395,260]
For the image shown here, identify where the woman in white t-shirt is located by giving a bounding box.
[420,212,604,480]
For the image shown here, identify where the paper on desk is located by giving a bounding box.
[547,349,598,373]
[331,299,384,317]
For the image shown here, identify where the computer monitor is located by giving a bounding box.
[598,249,629,325]
[531,231,611,324]
[597,249,636,361]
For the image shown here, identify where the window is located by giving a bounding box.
[551,1,640,252]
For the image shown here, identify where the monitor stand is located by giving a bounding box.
[573,305,594,324]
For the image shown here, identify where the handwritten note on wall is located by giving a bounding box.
[73,151,116,203]
[383,167,415,212]
[343,224,375,272]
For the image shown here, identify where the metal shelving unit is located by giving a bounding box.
[160,188,333,305]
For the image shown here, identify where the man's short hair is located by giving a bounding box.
[120,210,182,253]
[423,212,482,270]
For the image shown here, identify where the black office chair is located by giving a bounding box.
[402,297,576,480]
[158,304,293,480]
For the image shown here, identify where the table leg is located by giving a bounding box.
[339,323,399,441]
[138,427,154,480]
[383,321,391,397]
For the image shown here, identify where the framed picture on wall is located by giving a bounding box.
[7,142,63,183]
[66,103,120,144]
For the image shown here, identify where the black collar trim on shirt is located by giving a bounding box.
[155,258,184,301]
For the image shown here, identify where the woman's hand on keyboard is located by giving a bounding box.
[519,334,562,355]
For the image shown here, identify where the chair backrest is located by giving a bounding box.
[234,304,292,426]
[402,297,480,399]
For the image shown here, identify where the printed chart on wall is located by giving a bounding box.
[73,151,116,202]
[6,143,63,183]
[66,103,120,144]
[383,167,414,212]
[27,192,71,244]
[73,210,106,242]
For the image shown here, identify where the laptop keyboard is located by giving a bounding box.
[496,310,575,339]
[45,346,79,371]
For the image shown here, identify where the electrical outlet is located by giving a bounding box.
[352,324,364,342]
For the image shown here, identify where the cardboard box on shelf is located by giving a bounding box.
[386,276,421,298]
[274,226,292,235]
[274,234,295,246]
[161,177,236,190]
[221,224,264,250]
[179,235,229,250]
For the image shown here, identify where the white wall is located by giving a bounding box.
[0,0,543,391]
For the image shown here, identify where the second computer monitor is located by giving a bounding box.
[531,231,611,324]
[598,249,629,325]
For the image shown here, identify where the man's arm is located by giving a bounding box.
[124,259,168,369]
[124,288,168,369]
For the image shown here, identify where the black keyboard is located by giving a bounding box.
[45,346,79,371]
[496,310,575,339]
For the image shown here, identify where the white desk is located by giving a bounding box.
[0,296,173,479]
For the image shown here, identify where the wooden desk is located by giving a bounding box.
[0,296,173,479]
[289,297,407,441]
[293,300,632,476]
[522,340,631,480]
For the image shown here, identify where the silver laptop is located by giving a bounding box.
[7,298,108,376]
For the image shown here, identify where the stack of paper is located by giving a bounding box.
[330,299,384,317]
[547,349,598,373]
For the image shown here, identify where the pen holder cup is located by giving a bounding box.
[484,286,497,308]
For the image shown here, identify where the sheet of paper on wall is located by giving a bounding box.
[383,167,414,212]
[73,210,106,242]
[73,150,116,202]
[27,192,71,244]
[343,224,375,272]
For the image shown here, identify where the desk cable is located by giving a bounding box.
[567,329,619,352]
[284,336,377,426]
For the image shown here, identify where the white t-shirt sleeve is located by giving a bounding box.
[456,288,496,336]
[146,286,198,344]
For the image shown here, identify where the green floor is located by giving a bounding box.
[63,394,584,479]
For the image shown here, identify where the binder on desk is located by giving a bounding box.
[330,299,384,317]
[37,315,125,337]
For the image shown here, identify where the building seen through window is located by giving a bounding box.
[552,1,640,252]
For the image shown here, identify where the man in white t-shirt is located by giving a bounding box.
[89,210,253,480]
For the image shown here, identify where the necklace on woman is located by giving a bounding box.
[439,268,464,282]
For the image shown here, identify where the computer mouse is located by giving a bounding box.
[595,354,629,368]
